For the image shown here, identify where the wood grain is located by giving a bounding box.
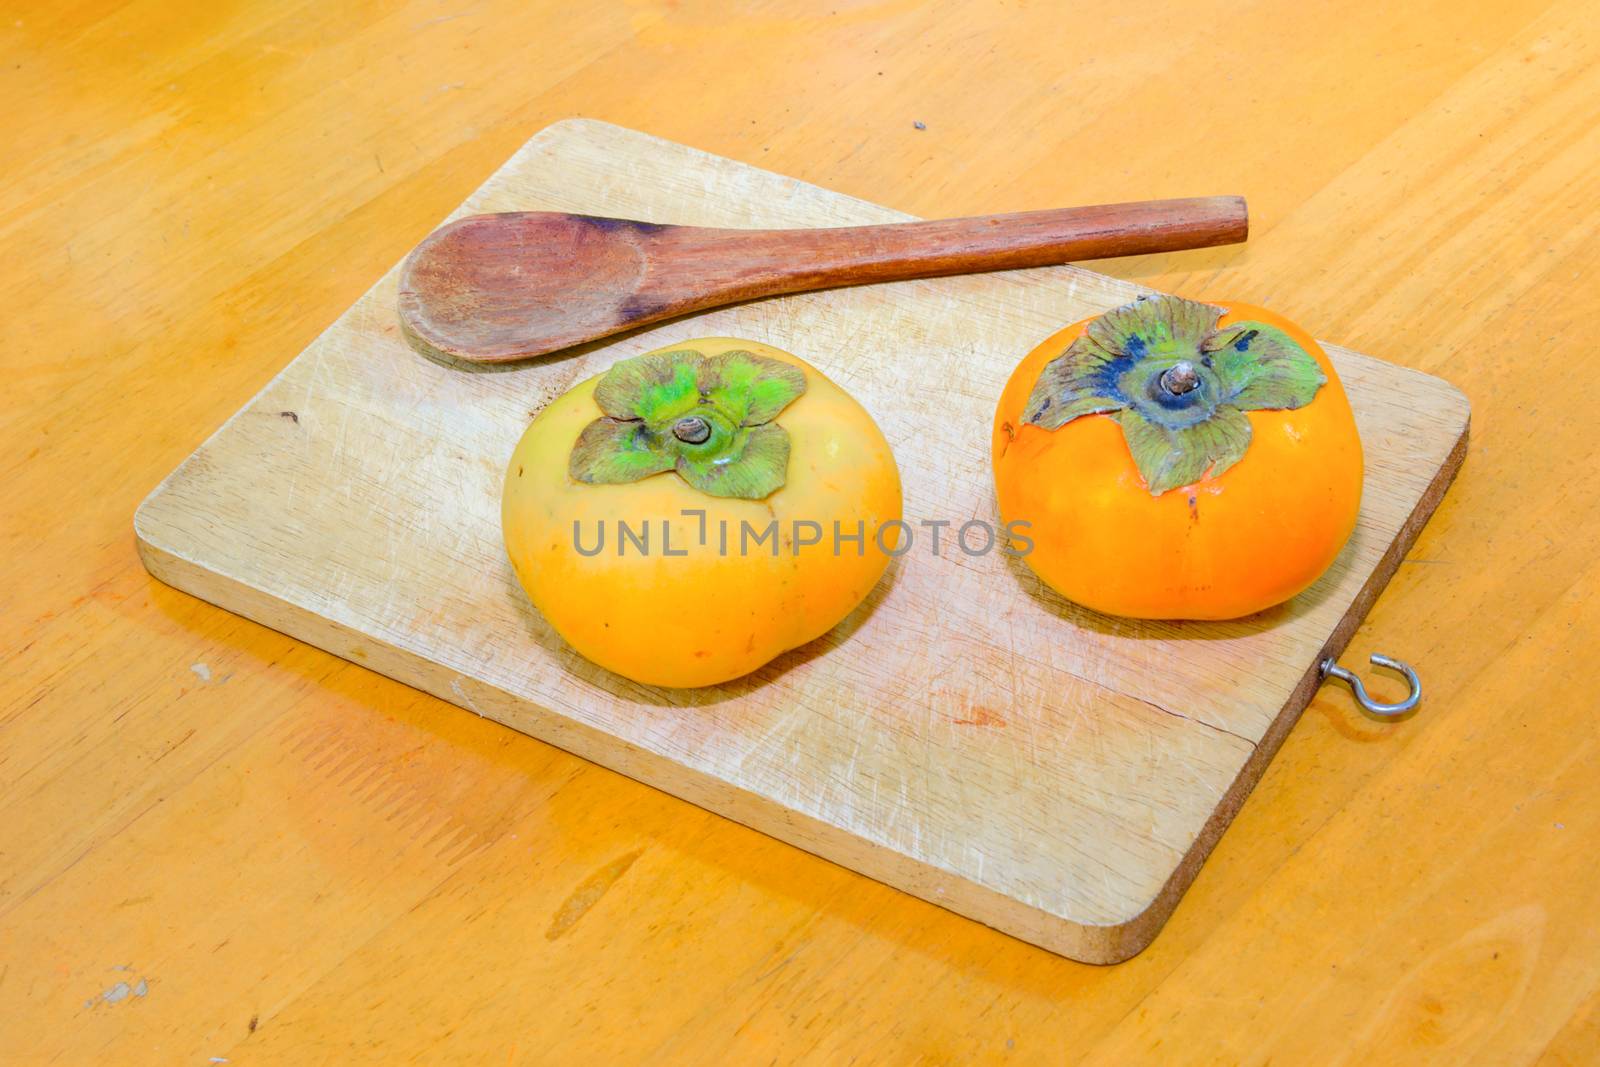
[134,119,1465,963]
[5,0,1597,1062]
[397,197,1247,361]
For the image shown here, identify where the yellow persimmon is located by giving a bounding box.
[503,338,902,687]
[992,295,1363,620]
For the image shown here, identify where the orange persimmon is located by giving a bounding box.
[992,295,1363,620]
[503,338,902,687]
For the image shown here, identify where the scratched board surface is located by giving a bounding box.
[135,120,1469,962]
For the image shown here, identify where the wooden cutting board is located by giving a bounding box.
[135,119,1469,964]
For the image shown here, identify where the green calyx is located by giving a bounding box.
[1023,294,1328,495]
[569,348,808,500]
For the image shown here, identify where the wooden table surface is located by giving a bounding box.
[4,2,1597,1062]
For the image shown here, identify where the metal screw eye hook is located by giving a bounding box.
[1319,654,1422,717]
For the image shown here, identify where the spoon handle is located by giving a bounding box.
[668,197,1248,296]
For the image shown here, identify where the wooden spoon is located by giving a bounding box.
[398,197,1247,363]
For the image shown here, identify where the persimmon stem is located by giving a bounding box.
[1161,361,1200,396]
[673,415,712,444]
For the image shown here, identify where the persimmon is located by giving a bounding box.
[503,338,902,687]
[992,294,1363,620]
